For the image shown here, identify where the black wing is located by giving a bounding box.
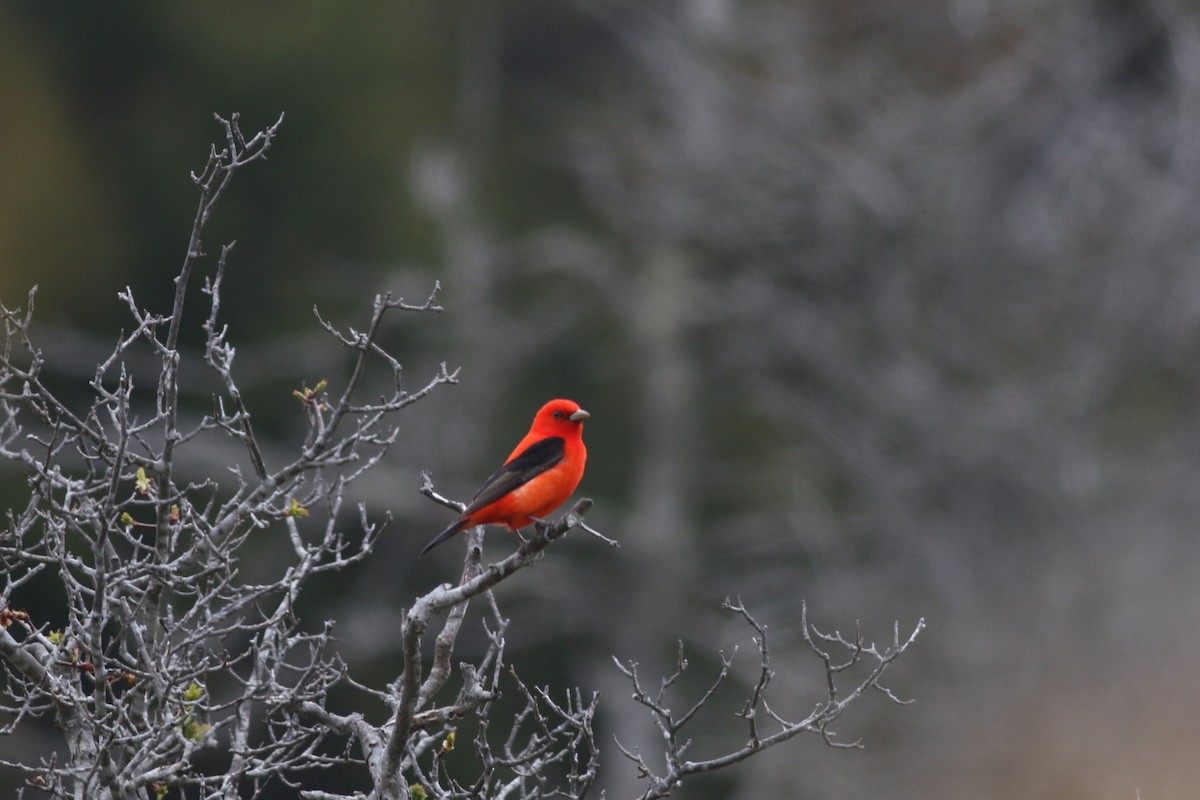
[461,436,565,516]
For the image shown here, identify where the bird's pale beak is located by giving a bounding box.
[569,408,590,422]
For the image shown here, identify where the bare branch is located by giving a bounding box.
[0,102,924,800]
[615,600,925,799]
[0,114,456,800]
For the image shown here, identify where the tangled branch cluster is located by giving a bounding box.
[0,116,921,799]
[614,599,924,799]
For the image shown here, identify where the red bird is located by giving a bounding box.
[421,398,589,556]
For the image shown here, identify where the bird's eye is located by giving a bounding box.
[553,410,564,419]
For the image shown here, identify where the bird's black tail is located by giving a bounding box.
[420,518,470,557]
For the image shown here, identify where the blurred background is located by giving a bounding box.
[3,0,1200,797]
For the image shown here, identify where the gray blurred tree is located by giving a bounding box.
[557,1,1200,797]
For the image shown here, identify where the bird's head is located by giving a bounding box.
[533,398,589,435]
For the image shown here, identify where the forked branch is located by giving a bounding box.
[614,598,925,799]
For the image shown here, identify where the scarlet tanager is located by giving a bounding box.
[421,398,589,556]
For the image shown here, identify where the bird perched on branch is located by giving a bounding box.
[421,398,589,556]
